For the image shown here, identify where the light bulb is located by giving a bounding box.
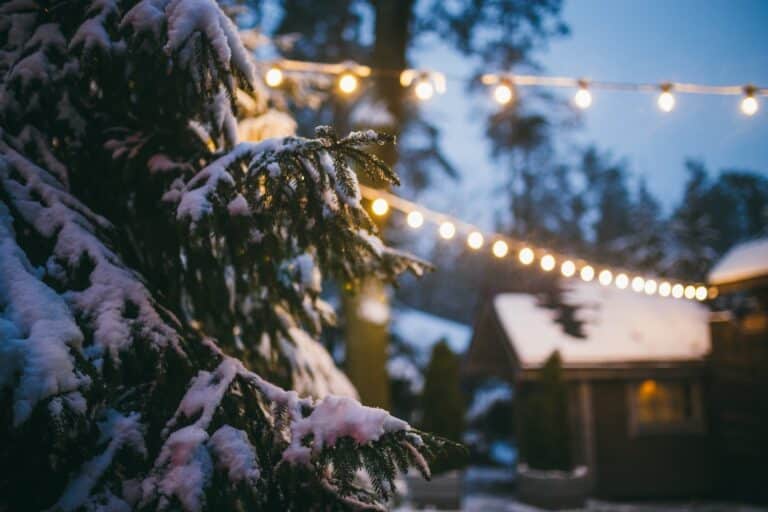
[741,95,759,116]
[439,221,456,239]
[338,73,359,94]
[414,79,434,101]
[580,265,595,282]
[518,247,534,265]
[615,273,629,289]
[631,276,645,293]
[494,83,514,105]
[371,198,389,216]
[265,67,284,88]
[657,90,675,112]
[708,286,719,300]
[598,270,613,286]
[467,231,484,249]
[659,281,671,297]
[492,240,509,258]
[695,286,708,301]
[671,283,684,299]
[644,279,657,295]
[561,260,576,277]
[540,254,556,272]
[406,211,423,228]
[574,83,592,109]
[684,285,696,300]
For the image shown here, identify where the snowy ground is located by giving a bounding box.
[397,467,768,512]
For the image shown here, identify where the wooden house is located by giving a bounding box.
[706,238,768,502]
[464,280,716,500]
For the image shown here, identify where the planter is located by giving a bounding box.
[405,470,463,510]
[517,464,590,510]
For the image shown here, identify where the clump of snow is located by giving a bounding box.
[708,237,768,285]
[283,395,408,464]
[493,280,710,368]
[226,193,249,216]
[208,426,260,484]
[237,109,297,142]
[466,384,514,422]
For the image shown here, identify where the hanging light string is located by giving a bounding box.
[260,58,766,115]
[359,184,716,302]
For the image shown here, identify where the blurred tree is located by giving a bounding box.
[519,351,571,471]
[421,340,466,443]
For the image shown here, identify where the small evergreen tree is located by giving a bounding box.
[520,351,571,471]
[420,340,465,443]
[0,1,457,510]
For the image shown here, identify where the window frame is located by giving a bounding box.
[626,378,706,437]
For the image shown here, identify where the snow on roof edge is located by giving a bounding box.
[708,237,768,286]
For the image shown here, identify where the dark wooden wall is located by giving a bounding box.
[587,378,716,500]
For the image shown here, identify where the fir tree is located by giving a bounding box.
[420,340,465,444]
[0,1,458,510]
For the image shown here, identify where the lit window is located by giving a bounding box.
[628,379,704,435]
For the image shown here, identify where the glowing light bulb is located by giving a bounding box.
[561,260,576,277]
[644,279,657,295]
[439,221,456,239]
[414,79,434,101]
[598,270,613,286]
[580,265,595,282]
[492,240,509,258]
[615,273,629,289]
[695,286,708,301]
[467,231,484,249]
[659,281,671,297]
[494,83,514,105]
[741,95,759,116]
[684,285,696,300]
[406,211,423,228]
[672,283,684,299]
[518,247,534,265]
[574,83,592,109]
[371,198,389,216]
[708,286,719,300]
[631,276,645,293]
[265,67,284,87]
[657,90,675,112]
[338,73,359,94]
[540,254,556,272]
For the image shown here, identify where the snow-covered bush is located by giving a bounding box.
[0,1,458,510]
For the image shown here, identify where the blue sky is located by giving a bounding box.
[409,0,768,228]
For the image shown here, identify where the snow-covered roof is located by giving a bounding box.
[708,237,768,286]
[391,308,472,356]
[493,281,710,368]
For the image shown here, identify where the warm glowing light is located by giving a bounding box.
[644,279,657,295]
[708,286,719,299]
[659,281,671,297]
[695,286,708,301]
[574,84,592,109]
[672,283,684,299]
[439,221,456,239]
[580,265,595,282]
[494,83,514,105]
[639,379,658,397]
[406,211,423,228]
[615,273,629,289]
[657,91,675,112]
[265,67,284,87]
[741,95,759,116]
[467,231,484,249]
[540,254,556,272]
[414,79,434,101]
[338,73,359,94]
[631,276,645,292]
[684,285,696,300]
[561,260,576,277]
[371,198,389,216]
[492,240,509,258]
[598,270,613,286]
[518,247,535,265]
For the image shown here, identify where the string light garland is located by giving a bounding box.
[360,185,714,302]
[260,58,765,115]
